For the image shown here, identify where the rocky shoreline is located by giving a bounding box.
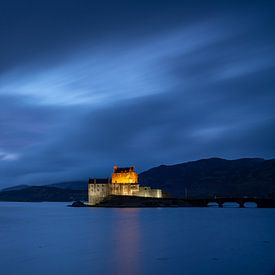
[70,196,202,208]
[69,195,275,208]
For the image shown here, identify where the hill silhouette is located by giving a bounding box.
[0,158,274,201]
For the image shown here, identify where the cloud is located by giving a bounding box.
[0,0,274,186]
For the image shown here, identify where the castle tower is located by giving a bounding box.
[112,165,138,184]
[111,165,139,195]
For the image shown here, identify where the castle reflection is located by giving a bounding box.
[112,208,141,275]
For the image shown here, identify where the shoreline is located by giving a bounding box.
[70,195,275,208]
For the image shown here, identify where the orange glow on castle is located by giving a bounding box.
[112,165,138,184]
[88,165,162,205]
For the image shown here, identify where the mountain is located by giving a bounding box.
[139,158,275,198]
[0,181,88,202]
[0,181,87,193]
[1,184,30,192]
[46,181,87,190]
[0,158,274,201]
[0,186,87,202]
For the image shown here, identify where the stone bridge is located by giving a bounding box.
[184,198,275,208]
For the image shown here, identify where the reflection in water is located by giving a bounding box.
[112,209,141,275]
[1,203,275,275]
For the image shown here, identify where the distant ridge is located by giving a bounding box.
[139,157,275,198]
[46,181,87,190]
[0,181,87,202]
[1,184,30,192]
[0,158,274,201]
[0,186,87,202]
[1,181,87,192]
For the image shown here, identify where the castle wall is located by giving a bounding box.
[133,187,162,198]
[88,183,109,205]
[110,183,139,196]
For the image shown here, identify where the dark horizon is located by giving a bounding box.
[0,0,274,186]
[1,156,274,189]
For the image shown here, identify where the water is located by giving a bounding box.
[0,202,275,275]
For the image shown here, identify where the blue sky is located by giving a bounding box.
[0,0,274,186]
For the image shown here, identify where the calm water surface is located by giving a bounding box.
[0,202,275,275]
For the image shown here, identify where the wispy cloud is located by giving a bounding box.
[0,2,274,186]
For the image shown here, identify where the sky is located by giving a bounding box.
[0,0,274,186]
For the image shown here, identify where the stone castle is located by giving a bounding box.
[88,165,162,205]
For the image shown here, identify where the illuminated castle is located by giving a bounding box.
[88,165,162,205]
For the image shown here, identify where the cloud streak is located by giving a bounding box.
[0,0,274,186]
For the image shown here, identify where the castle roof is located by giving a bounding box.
[88,178,109,184]
[113,166,134,173]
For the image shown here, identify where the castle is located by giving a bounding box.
[88,165,162,205]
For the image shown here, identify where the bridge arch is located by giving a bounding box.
[207,202,219,207]
[244,202,257,208]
